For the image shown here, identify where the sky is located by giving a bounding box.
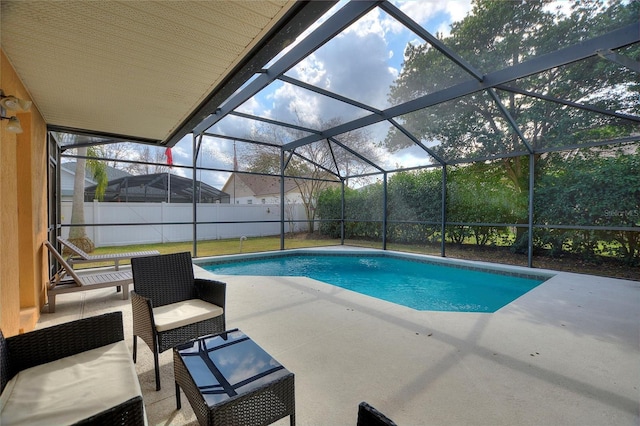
[168,0,474,188]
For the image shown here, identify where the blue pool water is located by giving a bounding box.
[202,254,547,313]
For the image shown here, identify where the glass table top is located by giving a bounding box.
[175,329,291,406]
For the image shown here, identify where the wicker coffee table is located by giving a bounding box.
[173,329,295,426]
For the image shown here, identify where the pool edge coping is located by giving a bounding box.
[193,247,557,282]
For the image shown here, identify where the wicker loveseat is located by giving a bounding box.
[0,312,145,425]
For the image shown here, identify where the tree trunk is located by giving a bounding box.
[68,147,95,252]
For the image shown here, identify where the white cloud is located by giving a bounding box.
[388,66,399,80]
[384,144,437,170]
[273,26,397,125]
[436,21,452,38]
[397,0,472,23]
[236,96,261,116]
[347,7,387,38]
[396,0,472,37]
[170,142,188,161]
[403,147,436,167]
[290,54,327,87]
[272,82,323,126]
[446,0,473,22]
[398,1,446,24]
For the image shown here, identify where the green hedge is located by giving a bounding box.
[316,152,639,264]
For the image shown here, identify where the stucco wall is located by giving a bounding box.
[1,49,48,336]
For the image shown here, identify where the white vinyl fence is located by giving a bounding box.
[60,201,310,247]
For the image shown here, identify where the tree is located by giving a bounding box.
[68,146,108,252]
[447,161,526,245]
[125,145,171,175]
[240,117,380,233]
[535,148,640,263]
[386,0,639,187]
[92,143,138,169]
[316,184,385,239]
[386,169,442,244]
[385,0,638,247]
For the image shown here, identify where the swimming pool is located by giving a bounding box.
[200,251,551,313]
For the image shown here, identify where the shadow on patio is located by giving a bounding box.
[37,262,639,425]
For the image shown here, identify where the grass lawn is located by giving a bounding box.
[71,235,341,269]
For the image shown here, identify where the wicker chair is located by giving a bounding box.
[0,312,145,425]
[131,252,226,391]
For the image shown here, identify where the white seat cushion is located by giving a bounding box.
[0,341,142,426]
[153,299,223,332]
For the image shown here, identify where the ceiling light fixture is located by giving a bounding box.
[0,89,29,133]
[1,115,23,133]
[0,90,32,111]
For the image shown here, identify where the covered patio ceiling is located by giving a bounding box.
[2,1,639,177]
[0,0,335,145]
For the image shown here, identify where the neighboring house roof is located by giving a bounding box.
[60,161,133,199]
[222,174,300,198]
[84,173,229,203]
[242,174,298,196]
[222,173,342,202]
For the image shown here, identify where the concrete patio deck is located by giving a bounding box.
[37,250,639,425]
